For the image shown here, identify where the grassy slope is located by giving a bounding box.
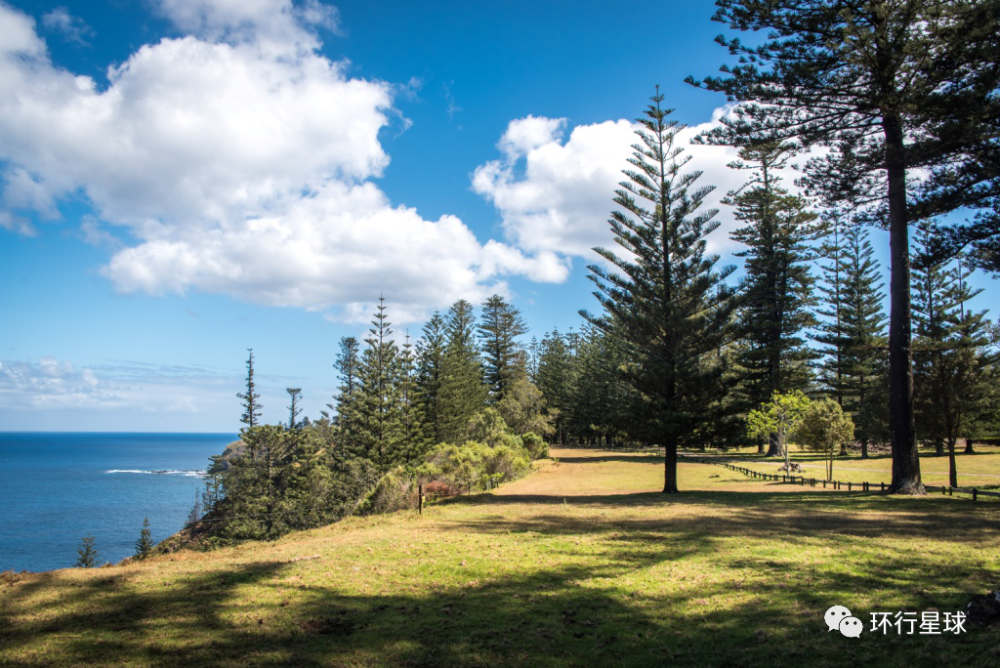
[1,449,998,667]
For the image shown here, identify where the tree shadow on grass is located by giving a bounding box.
[3,541,997,667]
[553,454,665,465]
[446,490,1000,545]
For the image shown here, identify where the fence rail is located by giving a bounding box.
[683,457,1000,501]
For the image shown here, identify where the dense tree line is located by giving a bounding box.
[195,295,550,541]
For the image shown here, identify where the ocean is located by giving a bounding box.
[0,432,237,573]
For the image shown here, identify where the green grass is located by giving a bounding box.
[2,449,999,667]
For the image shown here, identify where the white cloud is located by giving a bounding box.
[0,1,562,321]
[473,108,806,262]
[41,7,93,45]
[158,0,340,55]
[0,357,123,410]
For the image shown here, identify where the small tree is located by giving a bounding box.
[134,517,154,559]
[75,535,99,568]
[186,491,201,527]
[237,348,263,444]
[286,387,302,430]
[746,390,811,472]
[796,399,855,482]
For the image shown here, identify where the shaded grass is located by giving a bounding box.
[1,449,998,667]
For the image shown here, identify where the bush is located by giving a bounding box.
[366,467,418,514]
[521,432,549,460]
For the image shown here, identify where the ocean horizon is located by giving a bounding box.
[0,432,237,572]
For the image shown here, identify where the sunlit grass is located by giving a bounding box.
[1,448,998,667]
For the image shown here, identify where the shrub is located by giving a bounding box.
[521,432,549,460]
[366,467,419,514]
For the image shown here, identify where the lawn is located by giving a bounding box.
[1,448,998,667]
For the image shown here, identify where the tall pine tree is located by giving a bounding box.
[914,228,997,486]
[583,89,735,493]
[724,140,822,456]
[416,313,448,445]
[438,300,488,443]
[479,294,529,402]
[355,296,404,471]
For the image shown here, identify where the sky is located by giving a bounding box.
[1,0,997,432]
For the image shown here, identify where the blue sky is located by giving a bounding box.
[1,0,996,432]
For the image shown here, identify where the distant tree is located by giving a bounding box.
[134,517,154,560]
[438,300,488,443]
[816,221,888,458]
[75,535,99,568]
[286,388,302,430]
[723,141,821,456]
[186,491,201,527]
[479,294,529,401]
[582,88,736,493]
[416,314,447,445]
[331,336,362,451]
[355,296,404,470]
[914,231,997,487]
[496,376,551,437]
[812,209,848,409]
[535,329,575,444]
[796,398,855,482]
[526,335,541,382]
[746,390,811,473]
[398,331,426,464]
[236,348,263,435]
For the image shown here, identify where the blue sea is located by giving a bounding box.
[0,432,237,573]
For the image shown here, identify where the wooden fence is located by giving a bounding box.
[688,458,1000,501]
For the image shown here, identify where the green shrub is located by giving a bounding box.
[521,432,549,460]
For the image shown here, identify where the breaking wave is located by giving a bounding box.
[105,469,206,477]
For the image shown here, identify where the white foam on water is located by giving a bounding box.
[105,469,206,477]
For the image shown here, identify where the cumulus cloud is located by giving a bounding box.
[473,108,806,261]
[0,1,562,321]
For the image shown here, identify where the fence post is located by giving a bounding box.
[881,482,885,492]
[948,487,953,496]
[848,482,852,491]
[973,489,978,502]
[823,480,826,488]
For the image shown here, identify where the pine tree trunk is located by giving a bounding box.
[839,443,848,456]
[948,438,958,488]
[934,438,945,457]
[964,438,975,454]
[663,443,679,494]
[884,114,923,495]
[861,438,869,460]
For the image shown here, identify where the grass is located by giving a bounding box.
[1,449,999,667]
